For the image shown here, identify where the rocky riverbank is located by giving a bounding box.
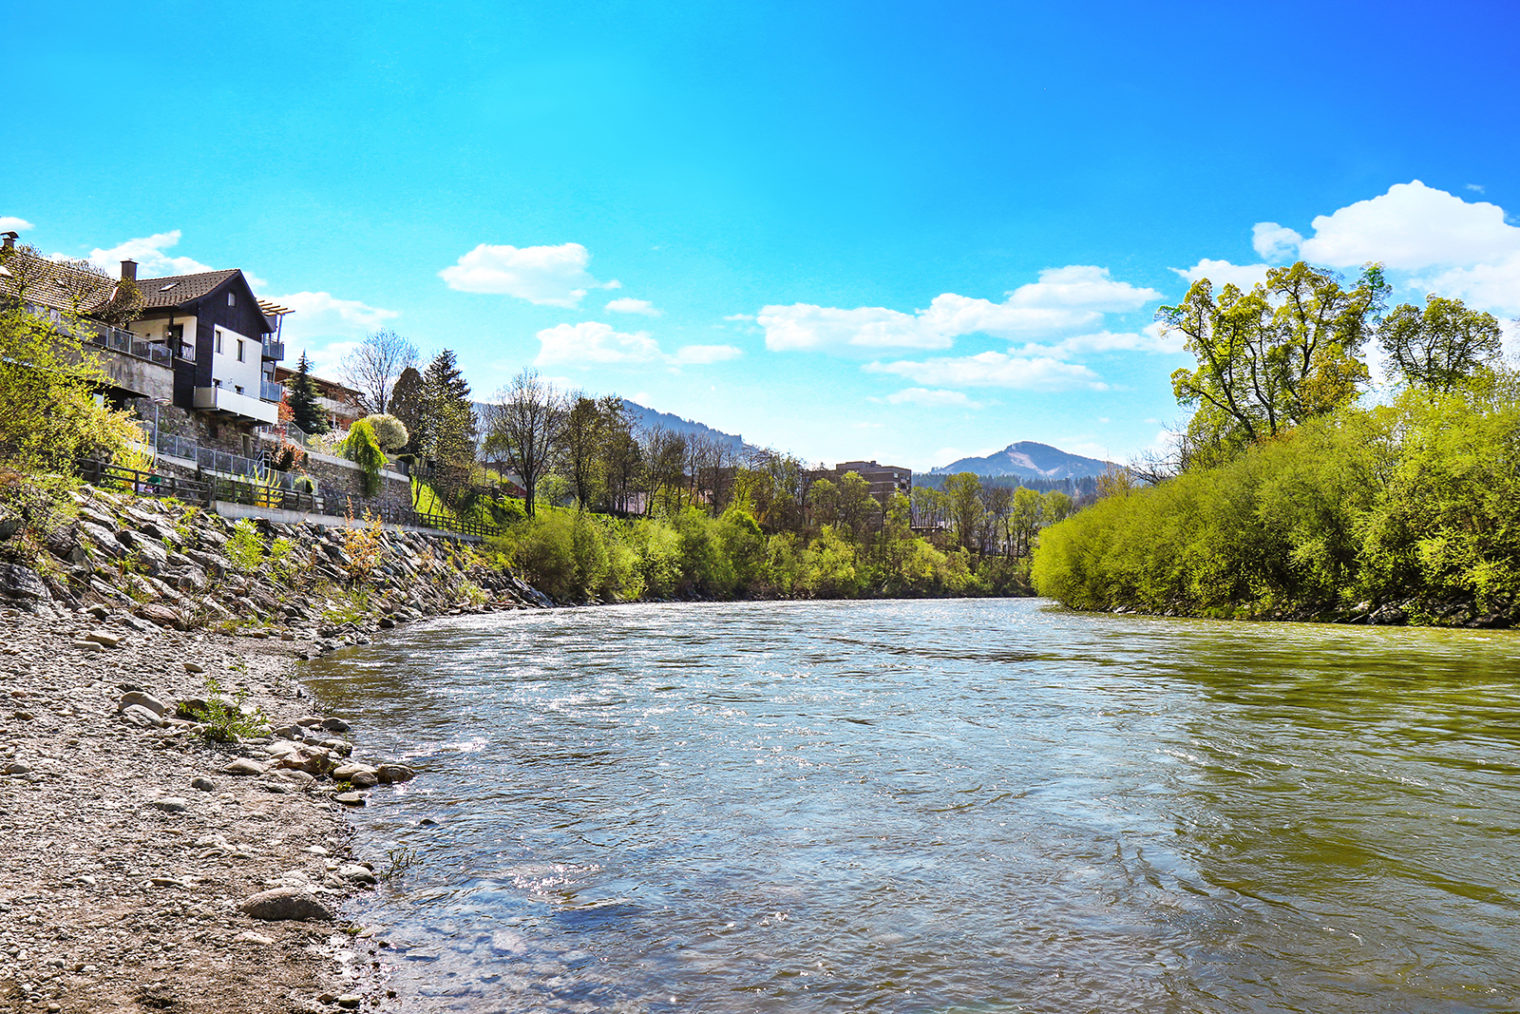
[0,485,553,1013]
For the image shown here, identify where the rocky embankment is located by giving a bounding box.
[0,486,553,1013]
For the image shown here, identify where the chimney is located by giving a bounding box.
[1,232,16,250]
[120,259,137,282]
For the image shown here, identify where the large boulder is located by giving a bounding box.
[0,563,49,604]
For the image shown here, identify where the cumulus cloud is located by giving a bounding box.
[0,216,35,233]
[88,230,216,278]
[1021,327,1184,357]
[439,242,615,307]
[267,291,401,374]
[758,266,1160,354]
[866,351,1102,390]
[535,321,741,368]
[1298,180,1520,271]
[1170,258,1270,291]
[606,297,661,316]
[884,387,982,408]
[1252,222,1303,261]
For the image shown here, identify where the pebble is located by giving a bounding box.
[150,797,189,813]
[183,660,206,674]
[333,791,366,807]
[221,758,267,777]
[190,776,217,792]
[240,887,335,922]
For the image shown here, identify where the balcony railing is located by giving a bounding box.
[23,302,173,366]
[193,385,279,426]
[262,337,285,361]
[260,379,284,403]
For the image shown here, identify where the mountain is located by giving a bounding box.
[620,399,747,452]
[930,441,1115,481]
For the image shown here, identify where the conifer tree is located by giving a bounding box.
[287,351,328,435]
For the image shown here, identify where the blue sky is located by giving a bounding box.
[6,0,1519,469]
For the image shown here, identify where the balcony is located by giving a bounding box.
[193,385,278,426]
[260,379,284,403]
[262,337,285,361]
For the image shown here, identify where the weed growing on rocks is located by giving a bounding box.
[178,673,267,743]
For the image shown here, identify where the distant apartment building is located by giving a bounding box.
[830,460,912,502]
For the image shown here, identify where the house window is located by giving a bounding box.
[215,329,223,354]
[237,339,245,362]
[213,379,222,388]
[235,385,244,395]
[228,292,236,307]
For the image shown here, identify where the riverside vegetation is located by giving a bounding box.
[1033,262,1519,627]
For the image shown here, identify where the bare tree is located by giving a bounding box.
[481,369,565,517]
[342,328,418,415]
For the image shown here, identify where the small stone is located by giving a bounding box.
[331,763,379,789]
[336,864,378,886]
[151,797,190,813]
[336,994,362,1009]
[334,791,366,806]
[240,887,335,922]
[2,761,31,776]
[184,661,206,674]
[222,758,267,777]
[235,930,275,945]
[320,717,351,733]
[83,629,124,648]
[121,704,166,728]
[118,691,170,717]
[376,763,416,785]
[73,639,107,652]
[190,776,217,792]
[150,876,188,888]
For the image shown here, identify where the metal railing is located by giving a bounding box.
[262,338,285,361]
[24,302,173,365]
[76,458,501,539]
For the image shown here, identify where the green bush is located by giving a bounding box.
[1032,373,1520,621]
[340,418,386,497]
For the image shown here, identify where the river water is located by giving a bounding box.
[302,599,1520,1013]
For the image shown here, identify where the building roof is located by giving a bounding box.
[135,269,243,309]
[0,248,121,315]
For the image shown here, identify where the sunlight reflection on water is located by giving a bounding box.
[303,599,1520,1013]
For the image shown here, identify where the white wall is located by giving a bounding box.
[208,323,266,397]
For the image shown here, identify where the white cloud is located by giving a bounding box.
[1421,254,1520,316]
[440,242,615,307]
[759,303,946,351]
[1170,258,1270,291]
[0,216,35,233]
[268,291,401,374]
[1004,265,1160,310]
[884,387,982,408]
[1298,180,1520,271]
[535,322,740,368]
[1020,327,1183,357]
[723,313,755,322]
[669,343,742,365]
[1252,221,1303,261]
[606,297,661,317]
[866,351,1102,390]
[88,230,216,278]
[537,321,662,366]
[758,265,1161,354]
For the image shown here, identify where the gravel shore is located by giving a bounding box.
[0,607,414,1014]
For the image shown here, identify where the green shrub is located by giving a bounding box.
[226,518,265,573]
[340,419,386,497]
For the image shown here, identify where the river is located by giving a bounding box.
[302,598,1520,1012]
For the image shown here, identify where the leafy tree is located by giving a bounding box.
[286,351,328,435]
[1161,262,1387,459]
[559,395,610,510]
[342,328,418,414]
[943,472,984,552]
[481,369,564,517]
[1379,295,1503,392]
[339,417,386,496]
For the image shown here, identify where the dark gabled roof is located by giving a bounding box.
[136,269,243,309]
